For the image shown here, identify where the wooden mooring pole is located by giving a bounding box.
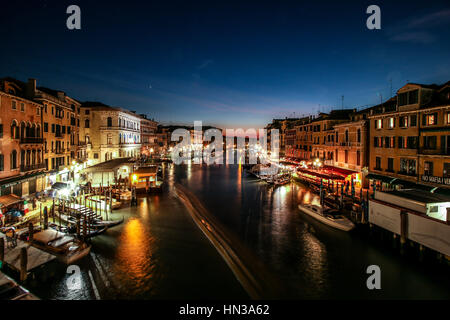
[28,223,34,241]
[20,247,28,282]
[52,197,55,223]
[0,237,4,267]
[43,206,48,229]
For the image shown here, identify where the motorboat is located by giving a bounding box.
[49,222,107,239]
[30,229,91,265]
[297,203,355,231]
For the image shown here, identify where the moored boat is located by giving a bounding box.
[297,203,355,231]
[30,229,91,265]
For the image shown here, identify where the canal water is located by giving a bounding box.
[29,163,450,299]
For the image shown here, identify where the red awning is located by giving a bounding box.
[296,167,345,180]
[323,165,357,177]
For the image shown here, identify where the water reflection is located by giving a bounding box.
[174,163,450,299]
[115,216,157,294]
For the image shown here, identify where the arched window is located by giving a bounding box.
[11,120,19,139]
[36,125,41,138]
[21,150,25,166]
[26,150,31,166]
[107,117,112,127]
[31,123,37,138]
[10,150,17,169]
[21,122,26,139]
[26,122,31,138]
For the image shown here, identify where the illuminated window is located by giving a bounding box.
[375,119,383,129]
[424,113,437,126]
[400,116,408,128]
[388,117,395,129]
[446,113,450,124]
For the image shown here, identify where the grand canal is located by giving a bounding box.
[30,163,450,299]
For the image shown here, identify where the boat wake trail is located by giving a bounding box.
[174,183,284,299]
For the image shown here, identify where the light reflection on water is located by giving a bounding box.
[174,163,450,299]
[116,217,156,288]
[29,162,450,300]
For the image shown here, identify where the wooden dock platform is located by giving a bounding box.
[0,271,39,300]
[0,233,56,279]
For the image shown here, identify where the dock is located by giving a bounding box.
[0,233,56,281]
[0,271,39,300]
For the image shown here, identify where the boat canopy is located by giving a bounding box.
[33,229,65,245]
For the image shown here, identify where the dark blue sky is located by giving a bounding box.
[1,0,450,128]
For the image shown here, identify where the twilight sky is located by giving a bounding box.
[1,0,450,129]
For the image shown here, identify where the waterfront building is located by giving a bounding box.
[140,114,158,156]
[417,82,450,189]
[285,128,297,158]
[368,81,450,190]
[80,102,142,165]
[309,110,354,162]
[156,126,173,155]
[266,117,303,156]
[294,116,314,160]
[0,78,46,197]
[326,110,370,187]
[21,79,82,187]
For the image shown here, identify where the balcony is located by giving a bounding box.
[419,147,450,156]
[100,126,140,132]
[20,163,46,172]
[338,141,362,147]
[20,137,44,144]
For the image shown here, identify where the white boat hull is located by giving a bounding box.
[298,204,355,231]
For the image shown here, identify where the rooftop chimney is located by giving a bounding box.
[57,91,65,101]
[26,78,36,98]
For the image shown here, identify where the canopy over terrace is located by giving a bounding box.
[83,158,136,187]
[0,194,23,210]
[296,167,346,181]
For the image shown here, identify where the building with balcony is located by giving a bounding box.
[140,114,158,156]
[0,78,46,197]
[80,102,141,165]
[20,79,77,176]
[368,81,450,191]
